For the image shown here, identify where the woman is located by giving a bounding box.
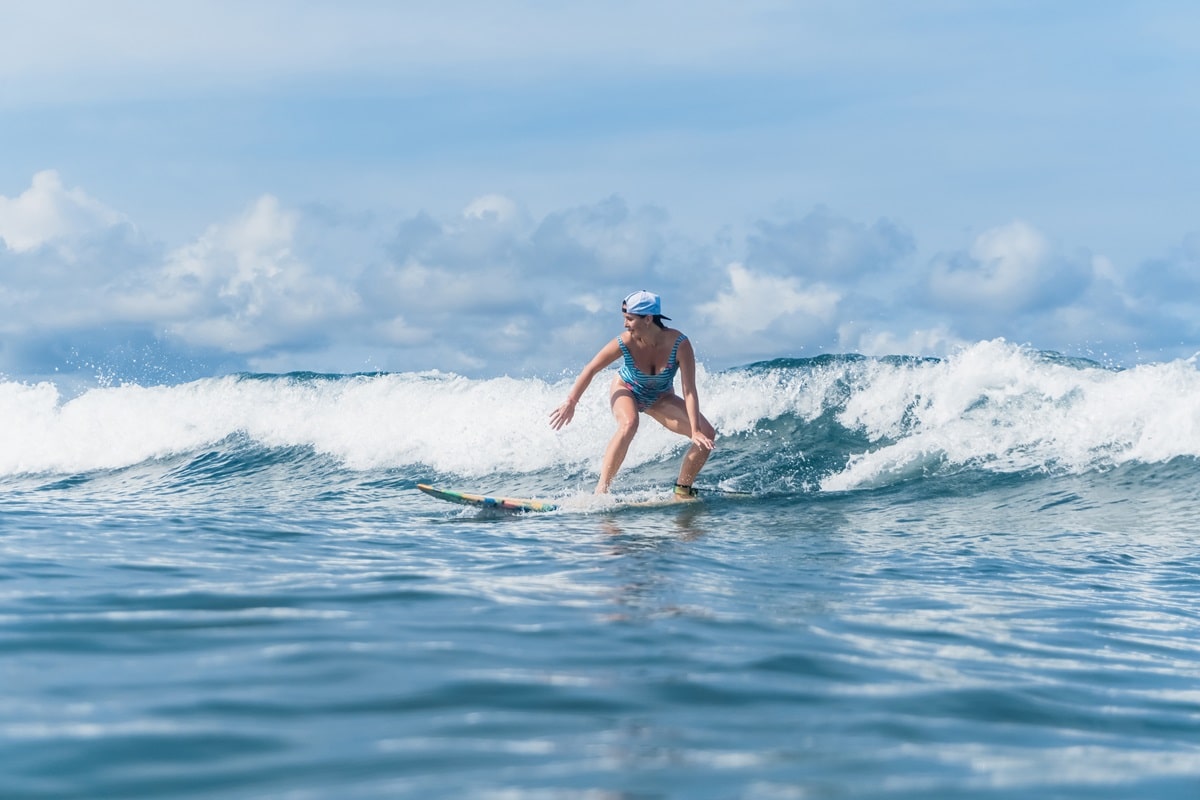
[549,290,716,496]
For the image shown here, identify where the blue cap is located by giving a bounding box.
[623,290,670,319]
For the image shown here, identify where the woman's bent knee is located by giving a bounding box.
[614,415,639,439]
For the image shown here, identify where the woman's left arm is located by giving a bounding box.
[677,337,714,451]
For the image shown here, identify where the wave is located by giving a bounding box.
[3,340,1199,494]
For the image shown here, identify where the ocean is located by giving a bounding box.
[3,338,1200,799]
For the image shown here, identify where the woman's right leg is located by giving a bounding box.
[596,377,639,493]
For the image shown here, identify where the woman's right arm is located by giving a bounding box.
[549,339,622,430]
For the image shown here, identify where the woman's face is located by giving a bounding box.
[622,311,651,333]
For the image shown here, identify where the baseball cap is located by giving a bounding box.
[622,290,671,319]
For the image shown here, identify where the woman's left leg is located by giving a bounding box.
[645,395,716,489]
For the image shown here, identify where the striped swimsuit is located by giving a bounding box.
[617,333,687,412]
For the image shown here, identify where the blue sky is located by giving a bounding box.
[2,1,1198,383]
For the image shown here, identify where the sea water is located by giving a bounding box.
[3,339,1200,798]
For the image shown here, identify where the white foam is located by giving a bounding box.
[821,340,1200,490]
[0,368,717,477]
[6,341,1200,485]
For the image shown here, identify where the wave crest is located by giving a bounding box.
[3,341,1199,494]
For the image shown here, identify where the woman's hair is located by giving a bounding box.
[622,304,669,330]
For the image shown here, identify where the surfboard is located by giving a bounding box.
[417,483,748,513]
[417,483,558,512]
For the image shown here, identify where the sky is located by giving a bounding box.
[2,0,1199,384]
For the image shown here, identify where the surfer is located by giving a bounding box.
[549,290,716,496]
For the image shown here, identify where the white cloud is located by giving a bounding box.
[463,194,520,225]
[929,220,1049,311]
[926,221,1094,324]
[571,293,606,314]
[843,324,967,359]
[1091,254,1121,286]
[529,196,668,281]
[747,207,915,280]
[374,316,431,347]
[0,170,123,253]
[155,195,360,351]
[698,262,840,337]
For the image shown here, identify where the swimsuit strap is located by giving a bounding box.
[668,333,686,366]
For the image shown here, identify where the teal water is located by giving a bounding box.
[4,343,1200,798]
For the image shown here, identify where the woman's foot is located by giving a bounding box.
[673,483,698,501]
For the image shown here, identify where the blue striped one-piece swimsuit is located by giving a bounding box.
[617,334,687,412]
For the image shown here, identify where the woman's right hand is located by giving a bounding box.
[549,399,576,430]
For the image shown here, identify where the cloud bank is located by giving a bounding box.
[1,170,1195,385]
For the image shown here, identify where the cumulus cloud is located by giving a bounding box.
[0,173,155,346]
[929,220,1045,308]
[364,194,675,335]
[365,196,531,323]
[841,324,967,358]
[0,170,124,253]
[528,195,669,283]
[927,220,1091,316]
[0,185,370,380]
[153,195,360,352]
[698,262,840,339]
[747,206,915,280]
[1129,231,1200,298]
[1097,233,1200,356]
[463,194,520,224]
